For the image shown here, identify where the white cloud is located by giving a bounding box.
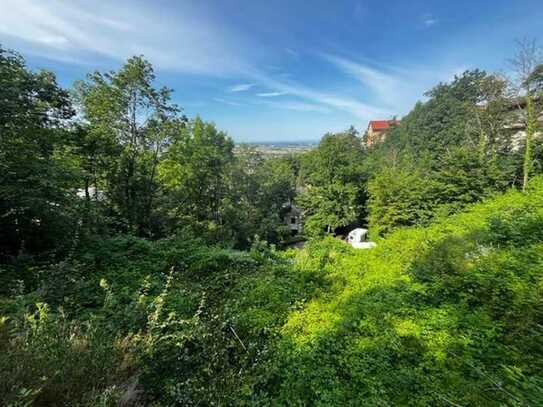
[249,70,391,121]
[279,101,330,113]
[39,35,69,46]
[1,0,455,126]
[228,83,255,92]
[0,0,251,75]
[321,53,466,115]
[257,91,289,97]
[213,97,243,107]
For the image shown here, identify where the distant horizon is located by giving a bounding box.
[1,0,542,142]
[235,139,320,145]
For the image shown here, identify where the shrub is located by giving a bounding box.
[0,304,134,406]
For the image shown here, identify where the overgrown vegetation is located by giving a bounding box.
[1,42,543,405]
[3,178,543,405]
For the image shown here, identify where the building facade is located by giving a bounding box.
[283,203,303,235]
[365,119,400,147]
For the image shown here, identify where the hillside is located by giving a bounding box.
[266,176,543,405]
[2,177,543,405]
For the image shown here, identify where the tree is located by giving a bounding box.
[366,70,516,235]
[298,131,367,236]
[368,161,443,235]
[508,39,543,191]
[384,70,511,157]
[298,182,359,235]
[526,64,543,93]
[158,117,234,242]
[0,46,77,257]
[75,56,181,235]
[243,155,298,244]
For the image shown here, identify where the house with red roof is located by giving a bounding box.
[364,119,400,147]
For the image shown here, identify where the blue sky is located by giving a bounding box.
[1,0,542,142]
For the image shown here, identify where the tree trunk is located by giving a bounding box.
[143,141,161,236]
[523,94,536,192]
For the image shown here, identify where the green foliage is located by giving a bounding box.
[160,136,298,248]
[230,152,298,246]
[526,63,543,93]
[6,179,539,405]
[368,162,443,235]
[298,130,367,235]
[0,229,319,405]
[367,70,520,235]
[0,304,130,406]
[387,70,510,154]
[159,117,236,242]
[75,55,182,236]
[2,48,297,250]
[299,181,360,235]
[0,45,78,257]
[255,176,543,405]
[135,241,320,405]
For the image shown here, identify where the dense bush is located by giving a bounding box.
[0,233,321,405]
[0,304,131,406]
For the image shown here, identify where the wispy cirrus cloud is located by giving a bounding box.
[257,91,289,97]
[0,0,391,123]
[3,0,539,143]
[321,53,466,114]
[228,83,255,92]
[249,70,391,121]
[278,101,330,113]
[285,48,299,58]
[0,0,252,75]
[424,18,437,27]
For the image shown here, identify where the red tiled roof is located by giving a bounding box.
[368,120,400,131]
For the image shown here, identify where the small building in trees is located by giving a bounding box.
[503,95,543,151]
[364,119,400,147]
[283,203,303,235]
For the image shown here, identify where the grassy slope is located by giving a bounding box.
[265,176,543,405]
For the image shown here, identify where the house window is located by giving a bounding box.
[291,217,296,224]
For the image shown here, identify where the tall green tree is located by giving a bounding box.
[227,149,298,246]
[298,130,366,236]
[75,56,181,235]
[159,117,234,241]
[0,46,77,256]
